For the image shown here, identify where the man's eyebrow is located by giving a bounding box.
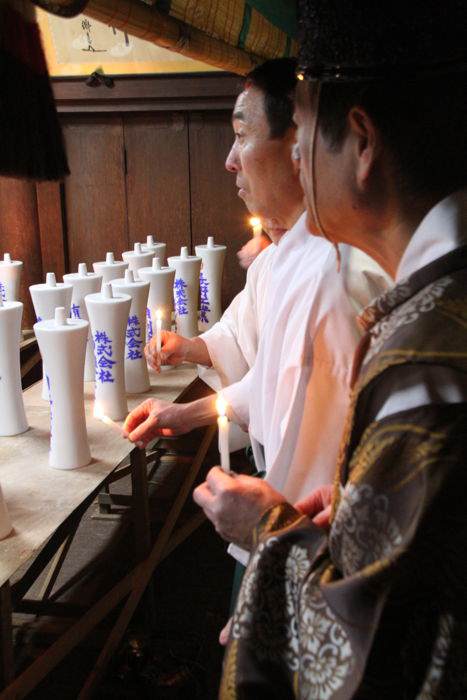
[232,110,245,122]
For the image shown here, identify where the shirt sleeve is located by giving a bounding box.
[198,290,251,389]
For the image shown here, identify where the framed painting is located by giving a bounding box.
[36,8,217,76]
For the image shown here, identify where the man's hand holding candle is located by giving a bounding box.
[124,395,220,447]
[193,467,286,549]
[145,331,212,372]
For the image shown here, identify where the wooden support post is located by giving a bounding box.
[0,583,13,690]
[130,447,155,630]
[39,526,78,602]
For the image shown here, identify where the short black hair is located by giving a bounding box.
[314,74,467,199]
[245,58,297,139]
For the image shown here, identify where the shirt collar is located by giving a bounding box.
[396,188,467,282]
[358,188,467,332]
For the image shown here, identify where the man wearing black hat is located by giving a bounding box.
[194,1,467,697]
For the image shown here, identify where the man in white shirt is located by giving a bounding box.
[125,59,304,441]
[125,58,389,508]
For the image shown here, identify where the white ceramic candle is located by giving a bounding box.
[216,395,230,472]
[141,236,167,266]
[85,283,131,420]
[138,257,175,341]
[195,236,227,330]
[34,307,91,470]
[122,243,154,281]
[92,252,129,284]
[250,216,263,238]
[0,253,23,303]
[111,270,150,394]
[0,484,12,540]
[63,263,103,382]
[167,247,201,338]
[30,273,73,400]
[0,298,28,436]
[155,309,162,354]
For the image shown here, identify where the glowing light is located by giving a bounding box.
[93,402,126,436]
[216,395,228,418]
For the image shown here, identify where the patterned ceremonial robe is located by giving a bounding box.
[220,236,467,695]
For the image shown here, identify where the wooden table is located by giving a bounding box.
[0,366,216,698]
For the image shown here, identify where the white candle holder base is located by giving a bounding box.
[30,274,73,401]
[85,284,132,420]
[111,271,150,394]
[195,237,226,330]
[0,301,28,436]
[34,309,91,470]
[167,248,201,338]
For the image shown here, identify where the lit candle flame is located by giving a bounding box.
[249,216,262,238]
[93,402,105,420]
[216,395,228,418]
[156,308,163,321]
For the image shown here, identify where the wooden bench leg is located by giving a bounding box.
[0,583,14,690]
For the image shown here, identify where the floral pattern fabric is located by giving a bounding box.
[220,245,467,699]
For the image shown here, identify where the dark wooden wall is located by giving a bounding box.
[0,73,250,327]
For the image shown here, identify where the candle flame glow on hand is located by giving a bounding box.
[216,395,228,418]
[93,402,105,420]
[93,402,126,436]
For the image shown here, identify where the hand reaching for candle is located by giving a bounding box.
[124,395,218,447]
[193,467,286,549]
[237,235,271,270]
[145,331,212,372]
[123,398,186,445]
[295,484,333,529]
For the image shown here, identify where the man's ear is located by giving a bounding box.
[291,140,301,176]
[348,106,380,189]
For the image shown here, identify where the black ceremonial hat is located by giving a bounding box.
[298,0,467,82]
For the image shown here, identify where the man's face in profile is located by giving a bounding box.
[225,86,301,234]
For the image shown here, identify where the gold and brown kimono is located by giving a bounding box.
[220,244,467,699]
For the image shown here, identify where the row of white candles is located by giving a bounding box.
[2,217,265,468]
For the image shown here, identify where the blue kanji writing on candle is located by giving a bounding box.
[36,316,42,322]
[46,374,53,436]
[94,330,115,382]
[146,307,153,341]
[199,271,211,324]
[174,277,188,316]
[126,315,143,360]
[0,282,6,302]
[71,303,81,319]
